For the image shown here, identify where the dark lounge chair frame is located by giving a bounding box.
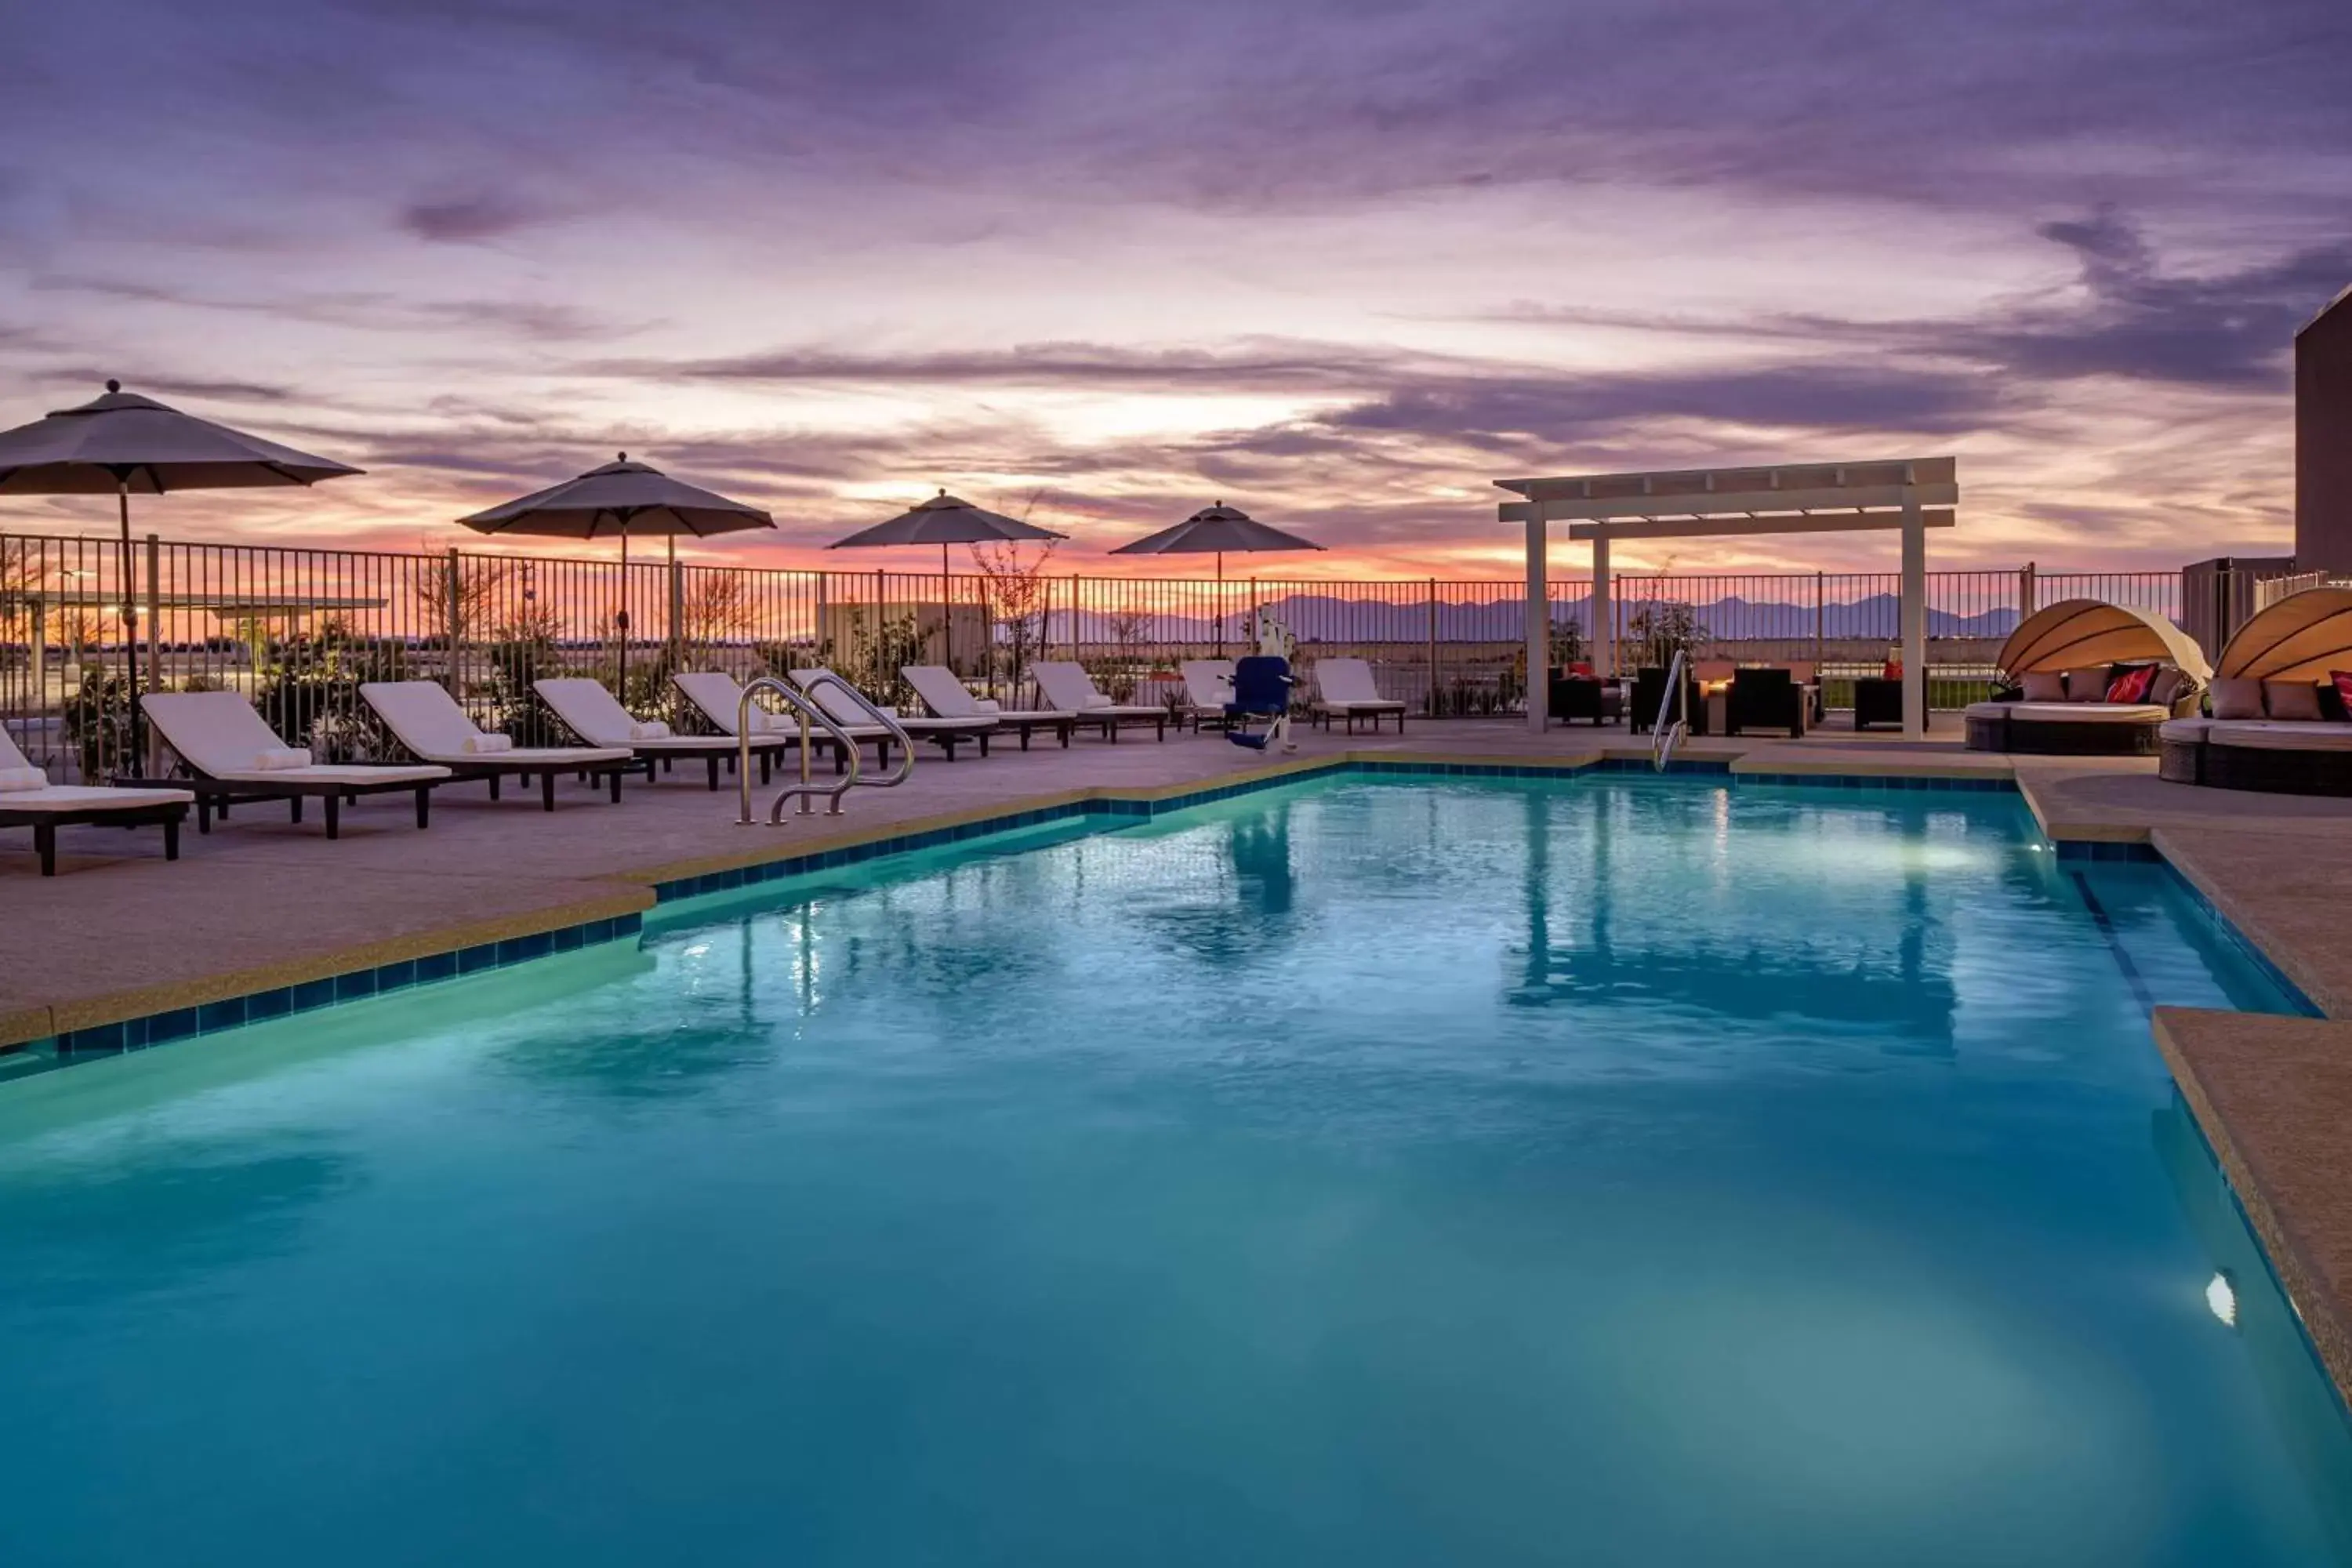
[4,797,189,876]
[116,771,440,840]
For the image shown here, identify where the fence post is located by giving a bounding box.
[142,533,162,772]
[668,543,684,670]
[2020,561,2036,620]
[444,548,464,698]
[1813,570,1824,671]
[1426,577,1439,717]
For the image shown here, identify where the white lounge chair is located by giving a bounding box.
[0,728,193,875]
[360,681,640,808]
[675,671,847,771]
[1178,659,1236,731]
[1030,662,1169,742]
[1310,658,1406,733]
[789,667,998,762]
[140,690,450,839]
[534,677,785,789]
[901,666,1073,750]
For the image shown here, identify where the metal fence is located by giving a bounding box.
[0,528,2281,781]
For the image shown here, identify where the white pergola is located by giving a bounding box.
[1497,456,1959,739]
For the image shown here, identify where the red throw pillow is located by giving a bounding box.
[2104,666,2156,703]
[1570,661,1594,677]
[1882,661,1902,679]
[2334,670,2352,714]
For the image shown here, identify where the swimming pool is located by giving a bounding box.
[3,774,2349,1566]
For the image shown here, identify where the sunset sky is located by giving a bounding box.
[2,0,2346,579]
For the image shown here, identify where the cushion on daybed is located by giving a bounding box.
[2002,702,2168,723]
[2158,718,2212,743]
[2207,721,2352,753]
[2020,670,2066,702]
[2209,677,2264,720]
[2105,665,2157,703]
[2147,667,2188,708]
[2335,671,2352,712]
[2062,667,2111,702]
[2264,681,2324,722]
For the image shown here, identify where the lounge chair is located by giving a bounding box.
[675,670,863,775]
[0,728,193,876]
[138,690,448,838]
[789,667,998,762]
[534,677,782,789]
[900,666,1073,750]
[1546,668,1622,728]
[1309,658,1405,733]
[1030,662,1169,741]
[360,681,641,807]
[1179,660,1236,731]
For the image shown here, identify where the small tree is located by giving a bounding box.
[970,539,1058,698]
[1625,600,1707,670]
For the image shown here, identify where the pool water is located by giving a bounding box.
[4,775,2350,1566]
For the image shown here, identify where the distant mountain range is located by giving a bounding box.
[1040,592,2020,644]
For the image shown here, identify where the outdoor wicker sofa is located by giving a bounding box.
[2157,587,2352,796]
[1962,598,2207,756]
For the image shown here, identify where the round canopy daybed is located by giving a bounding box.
[1962,599,2209,755]
[2160,587,2352,794]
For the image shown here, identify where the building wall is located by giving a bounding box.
[2298,286,2352,575]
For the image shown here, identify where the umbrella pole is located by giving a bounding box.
[118,481,141,772]
[1215,551,1224,659]
[617,527,630,697]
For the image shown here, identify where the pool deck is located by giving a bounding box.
[10,714,2352,1403]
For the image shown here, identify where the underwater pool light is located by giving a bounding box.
[2205,1270,2238,1329]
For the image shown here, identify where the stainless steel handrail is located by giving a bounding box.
[1652,648,1690,772]
[792,672,917,792]
[736,676,861,826]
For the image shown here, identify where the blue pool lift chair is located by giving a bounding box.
[1225,655,1297,753]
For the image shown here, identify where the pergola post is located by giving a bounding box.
[1900,492,1926,739]
[1592,533,1613,678]
[1524,503,1548,731]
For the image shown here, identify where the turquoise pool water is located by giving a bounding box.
[3,775,2350,1566]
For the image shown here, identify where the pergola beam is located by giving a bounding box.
[1558,508,1955,543]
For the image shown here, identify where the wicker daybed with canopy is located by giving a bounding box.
[2160,586,2352,793]
[1962,598,2209,755]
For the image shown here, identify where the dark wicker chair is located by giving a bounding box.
[1630,668,1701,735]
[1725,668,1805,737]
[1547,673,1621,727]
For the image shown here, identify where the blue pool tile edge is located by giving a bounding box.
[42,913,644,1058]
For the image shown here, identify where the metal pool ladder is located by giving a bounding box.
[1651,648,1690,772]
[735,674,916,826]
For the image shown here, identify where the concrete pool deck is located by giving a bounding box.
[9,714,2352,1404]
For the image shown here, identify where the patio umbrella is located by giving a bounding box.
[458,454,775,691]
[1109,501,1324,654]
[828,491,1065,668]
[0,380,364,762]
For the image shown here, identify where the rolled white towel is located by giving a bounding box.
[252,748,314,771]
[751,710,789,735]
[975,699,1003,713]
[0,766,50,793]
[630,720,672,740]
[463,733,514,754]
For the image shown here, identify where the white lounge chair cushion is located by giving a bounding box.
[460,733,510,753]
[1314,658,1400,709]
[630,720,671,740]
[253,748,315,770]
[365,681,626,765]
[2208,720,2352,752]
[2158,719,2212,743]
[2000,702,2167,724]
[0,767,49,792]
[0,782,194,811]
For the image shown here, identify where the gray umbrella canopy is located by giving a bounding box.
[0,381,364,495]
[0,381,364,760]
[829,492,1065,670]
[458,454,774,540]
[459,454,775,689]
[1111,502,1323,655]
[1108,502,1325,565]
